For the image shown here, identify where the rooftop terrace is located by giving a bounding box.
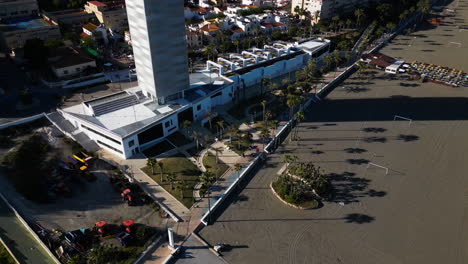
[0,17,55,32]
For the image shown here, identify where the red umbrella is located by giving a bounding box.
[122,189,131,195]
[95,221,107,227]
[122,220,134,226]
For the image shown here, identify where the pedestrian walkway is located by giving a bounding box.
[97,150,191,221]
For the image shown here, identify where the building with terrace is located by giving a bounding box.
[0,16,61,49]
[84,0,127,32]
[55,0,330,159]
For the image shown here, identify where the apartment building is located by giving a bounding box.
[84,0,128,32]
[0,0,39,20]
[292,0,382,21]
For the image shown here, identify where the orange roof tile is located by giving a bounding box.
[201,24,220,32]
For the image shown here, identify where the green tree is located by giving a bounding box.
[204,42,216,61]
[417,0,430,21]
[146,157,156,175]
[376,3,392,21]
[354,8,365,27]
[80,37,95,48]
[166,172,176,190]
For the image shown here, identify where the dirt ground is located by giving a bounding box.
[382,0,468,71]
[198,2,468,263]
[0,126,169,233]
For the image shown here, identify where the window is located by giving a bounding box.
[165,121,170,128]
[76,67,81,72]
[97,140,123,154]
[196,104,201,111]
[64,70,69,75]
[81,124,122,145]
[128,140,135,147]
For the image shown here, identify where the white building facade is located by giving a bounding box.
[291,0,383,21]
[126,0,190,104]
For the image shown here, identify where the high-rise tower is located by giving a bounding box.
[126,0,189,104]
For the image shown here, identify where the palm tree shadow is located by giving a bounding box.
[343,213,375,224]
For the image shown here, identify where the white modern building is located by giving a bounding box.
[291,0,383,21]
[55,0,330,159]
[126,0,189,104]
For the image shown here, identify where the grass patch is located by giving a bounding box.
[0,243,15,264]
[203,153,229,179]
[141,153,201,208]
[142,140,175,157]
[166,132,192,147]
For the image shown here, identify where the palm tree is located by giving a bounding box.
[346,19,352,30]
[216,120,224,138]
[260,77,270,96]
[175,180,186,199]
[356,60,368,79]
[386,22,396,33]
[234,38,240,53]
[333,50,341,77]
[354,8,364,28]
[192,131,202,150]
[183,120,192,135]
[157,161,164,182]
[205,111,213,130]
[260,127,270,149]
[211,146,223,164]
[201,171,216,187]
[166,172,176,190]
[234,163,242,182]
[204,42,216,61]
[261,99,267,123]
[146,157,156,175]
[331,16,340,33]
[294,110,305,141]
[286,94,300,121]
[313,10,320,24]
[323,53,334,72]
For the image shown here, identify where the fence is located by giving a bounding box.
[200,153,265,225]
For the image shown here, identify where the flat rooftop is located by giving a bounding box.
[0,17,55,32]
[295,38,330,54]
[62,71,231,138]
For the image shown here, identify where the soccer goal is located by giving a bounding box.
[394,115,412,127]
[448,41,462,48]
[366,162,389,175]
